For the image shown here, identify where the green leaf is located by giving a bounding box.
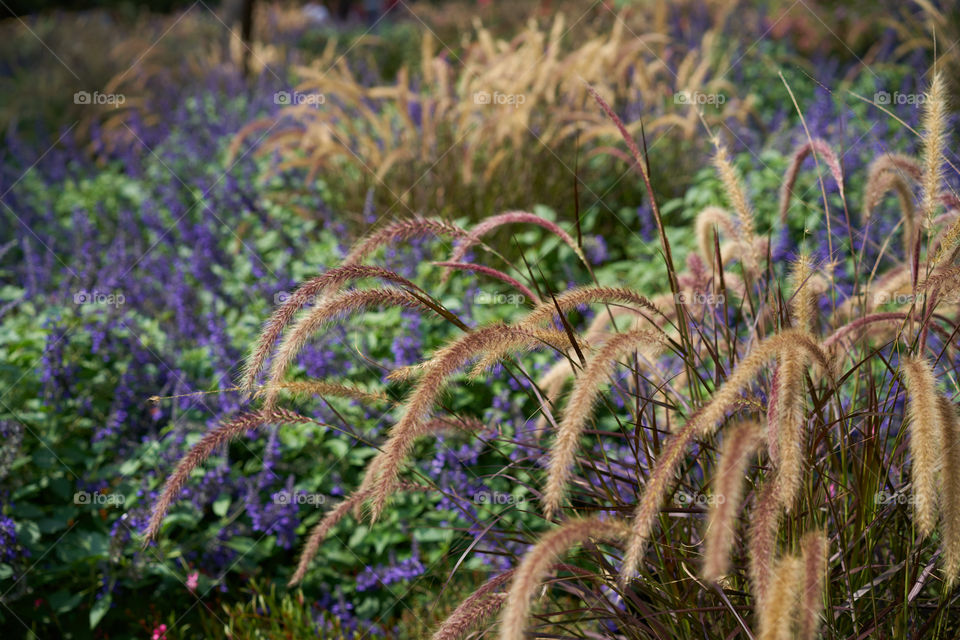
[89,593,111,629]
[212,495,230,517]
[49,589,83,614]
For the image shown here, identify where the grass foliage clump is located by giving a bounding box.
[142,42,960,639]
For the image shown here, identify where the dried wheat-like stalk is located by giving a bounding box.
[757,554,803,640]
[620,330,830,584]
[543,328,669,518]
[937,396,960,585]
[780,138,844,226]
[749,478,783,605]
[798,530,829,640]
[498,517,630,640]
[712,141,759,272]
[702,421,764,582]
[264,288,434,407]
[343,217,468,266]
[241,265,421,392]
[431,571,514,640]
[901,355,944,536]
[921,71,947,229]
[145,408,316,543]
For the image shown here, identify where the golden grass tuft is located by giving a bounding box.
[241,265,421,392]
[518,285,667,329]
[780,138,845,226]
[694,205,739,265]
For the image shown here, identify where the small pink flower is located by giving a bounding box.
[151,623,167,640]
[186,571,199,592]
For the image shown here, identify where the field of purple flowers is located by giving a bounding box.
[1,1,958,638]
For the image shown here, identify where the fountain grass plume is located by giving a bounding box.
[798,530,828,640]
[773,340,807,511]
[431,571,514,640]
[241,265,423,393]
[289,482,431,586]
[517,285,667,329]
[937,397,960,585]
[433,261,540,303]
[498,517,630,640]
[748,478,783,606]
[780,138,844,226]
[901,355,944,537]
[363,324,585,520]
[694,206,739,265]
[620,330,831,586]
[145,408,318,544]
[712,141,760,272]
[254,380,389,405]
[921,71,947,229]
[447,211,589,269]
[542,328,669,518]
[702,420,764,582]
[263,287,439,408]
[343,217,469,266]
[757,554,803,640]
